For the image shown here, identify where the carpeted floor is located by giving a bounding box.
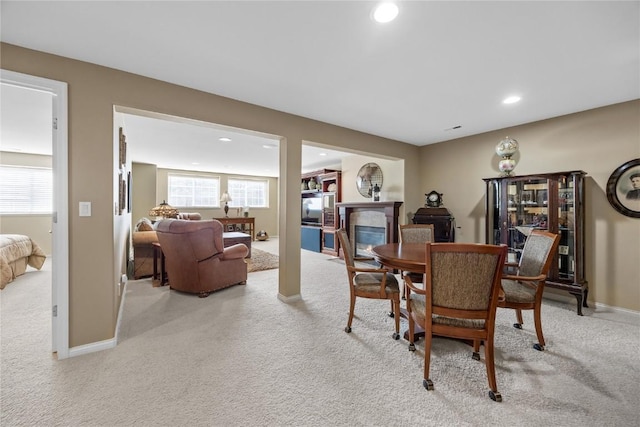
[1,245,639,426]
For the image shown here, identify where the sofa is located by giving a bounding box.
[155,219,248,297]
[132,213,202,279]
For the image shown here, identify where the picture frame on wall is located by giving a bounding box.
[606,158,640,218]
[127,171,132,213]
[119,127,127,169]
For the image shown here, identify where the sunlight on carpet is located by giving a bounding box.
[246,248,279,272]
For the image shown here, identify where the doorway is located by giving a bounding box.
[0,70,69,358]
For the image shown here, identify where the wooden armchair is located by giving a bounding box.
[336,229,401,340]
[398,223,434,297]
[405,243,507,401]
[499,229,560,351]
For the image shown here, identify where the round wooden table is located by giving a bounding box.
[371,243,426,341]
[371,243,426,273]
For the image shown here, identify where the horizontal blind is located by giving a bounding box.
[228,179,268,208]
[167,174,219,208]
[0,165,53,214]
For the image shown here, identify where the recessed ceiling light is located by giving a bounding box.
[319,152,327,156]
[219,137,232,142]
[372,2,399,23]
[503,96,521,104]
[191,162,200,165]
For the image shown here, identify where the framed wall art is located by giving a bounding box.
[606,158,640,218]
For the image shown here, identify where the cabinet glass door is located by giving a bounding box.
[557,175,575,280]
[506,178,549,263]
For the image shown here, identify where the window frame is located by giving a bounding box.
[227,178,269,209]
[0,164,53,215]
[167,173,221,208]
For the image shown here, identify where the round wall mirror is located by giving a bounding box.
[356,162,383,198]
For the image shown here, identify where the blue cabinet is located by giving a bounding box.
[301,226,321,252]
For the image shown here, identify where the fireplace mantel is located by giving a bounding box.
[336,201,403,251]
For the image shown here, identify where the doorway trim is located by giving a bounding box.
[1,69,70,359]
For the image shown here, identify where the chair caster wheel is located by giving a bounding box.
[513,323,522,329]
[472,352,480,361]
[392,332,400,340]
[489,390,502,402]
[423,379,434,390]
[388,311,394,318]
[533,343,544,351]
[344,326,351,333]
[408,343,416,352]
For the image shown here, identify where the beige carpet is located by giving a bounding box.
[2,250,640,426]
[246,248,279,273]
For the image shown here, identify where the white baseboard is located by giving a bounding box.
[278,293,302,303]
[544,291,640,317]
[68,338,117,358]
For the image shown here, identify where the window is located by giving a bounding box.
[0,165,53,214]
[228,179,268,208]
[167,174,220,207]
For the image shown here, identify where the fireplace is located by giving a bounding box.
[354,225,386,257]
[336,201,403,259]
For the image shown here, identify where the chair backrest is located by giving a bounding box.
[425,243,507,316]
[336,228,354,269]
[399,223,435,244]
[518,230,561,278]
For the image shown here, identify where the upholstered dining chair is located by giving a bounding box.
[336,229,401,340]
[398,224,435,297]
[499,229,560,351]
[404,243,507,401]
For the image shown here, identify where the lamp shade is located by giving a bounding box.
[149,200,178,218]
[220,192,232,203]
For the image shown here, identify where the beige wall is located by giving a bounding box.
[0,152,53,254]
[1,43,422,347]
[419,100,640,311]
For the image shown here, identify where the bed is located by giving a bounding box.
[0,234,47,289]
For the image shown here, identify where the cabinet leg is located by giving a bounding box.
[571,292,585,316]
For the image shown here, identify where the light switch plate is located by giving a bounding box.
[79,202,91,217]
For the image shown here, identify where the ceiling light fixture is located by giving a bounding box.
[503,96,521,104]
[219,137,232,142]
[372,2,399,23]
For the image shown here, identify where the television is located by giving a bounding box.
[302,197,322,225]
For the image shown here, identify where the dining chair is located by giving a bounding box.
[336,229,401,340]
[499,229,560,351]
[405,242,507,401]
[398,224,434,298]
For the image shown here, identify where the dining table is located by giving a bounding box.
[371,242,426,341]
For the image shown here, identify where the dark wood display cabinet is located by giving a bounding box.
[483,170,588,315]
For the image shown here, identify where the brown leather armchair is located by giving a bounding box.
[155,219,248,297]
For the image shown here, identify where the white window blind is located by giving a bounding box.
[167,174,219,208]
[228,179,268,208]
[0,165,53,214]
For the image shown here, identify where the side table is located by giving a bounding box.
[152,242,168,287]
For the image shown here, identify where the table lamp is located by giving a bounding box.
[220,192,232,217]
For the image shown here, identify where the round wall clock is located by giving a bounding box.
[356,163,383,198]
[425,190,443,207]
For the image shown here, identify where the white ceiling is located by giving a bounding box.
[1,1,638,176]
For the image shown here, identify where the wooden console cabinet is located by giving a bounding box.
[483,171,588,315]
[214,217,255,241]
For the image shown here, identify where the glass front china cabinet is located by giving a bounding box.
[483,171,588,315]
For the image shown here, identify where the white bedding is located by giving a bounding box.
[0,234,47,289]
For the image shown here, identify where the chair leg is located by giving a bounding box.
[388,300,394,318]
[423,330,434,390]
[484,336,502,402]
[392,299,401,340]
[472,340,481,361]
[345,294,355,333]
[408,313,416,352]
[533,303,546,351]
[513,308,524,329]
